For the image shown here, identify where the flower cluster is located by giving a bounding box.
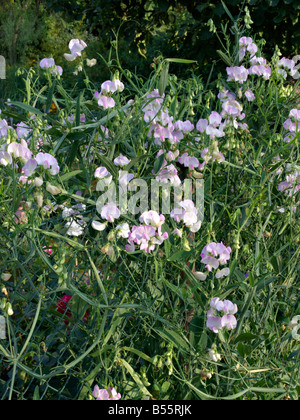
[277,58,299,80]
[126,210,168,253]
[171,199,201,233]
[143,89,194,146]
[40,57,63,76]
[226,37,271,84]
[94,79,124,110]
[283,108,300,144]
[278,172,300,197]
[200,242,231,277]
[93,385,121,401]
[206,297,238,333]
[61,199,87,237]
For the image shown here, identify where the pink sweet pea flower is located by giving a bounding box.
[97,95,115,109]
[22,158,38,177]
[40,58,55,69]
[7,141,32,162]
[100,203,120,222]
[93,385,121,400]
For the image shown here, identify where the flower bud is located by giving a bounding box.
[34,192,44,208]
[194,271,207,281]
[1,273,12,282]
[33,177,43,187]
[46,183,61,195]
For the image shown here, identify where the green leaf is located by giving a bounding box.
[153,152,165,174]
[159,62,169,96]
[76,93,81,126]
[154,328,191,353]
[33,386,40,401]
[45,81,56,114]
[216,50,233,66]
[123,347,153,364]
[165,58,197,64]
[168,249,193,262]
[119,359,152,396]
[9,101,43,116]
[60,170,83,182]
[234,333,260,343]
[97,153,118,178]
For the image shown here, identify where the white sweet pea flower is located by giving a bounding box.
[86,58,97,67]
[66,220,85,237]
[64,39,87,61]
[115,223,130,238]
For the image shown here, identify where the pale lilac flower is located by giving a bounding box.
[114,154,130,167]
[226,66,248,84]
[221,315,237,330]
[100,203,120,222]
[139,210,165,228]
[22,158,38,176]
[94,166,111,179]
[217,90,236,102]
[250,56,267,66]
[289,108,300,121]
[248,64,272,80]
[40,58,63,76]
[178,153,200,170]
[206,297,238,333]
[92,386,110,400]
[173,120,194,133]
[64,39,87,61]
[245,89,255,102]
[126,223,168,254]
[205,124,225,139]
[196,118,208,133]
[201,242,231,271]
[209,111,222,127]
[7,141,32,162]
[94,167,113,188]
[0,119,12,138]
[97,95,115,109]
[108,387,122,400]
[0,151,12,166]
[53,65,63,76]
[171,200,201,232]
[35,153,60,175]
[206,316,223,333]
[155,163,181,186]
[16,122,31,139]
[277,58,298,78]
[101,80,117,94]
[92,385,121,400]
[40,58,55,69]
[112,79,124,93]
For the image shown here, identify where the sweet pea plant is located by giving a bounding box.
[0,21,299,401]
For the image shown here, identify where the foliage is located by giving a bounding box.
[0,15,299,401]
